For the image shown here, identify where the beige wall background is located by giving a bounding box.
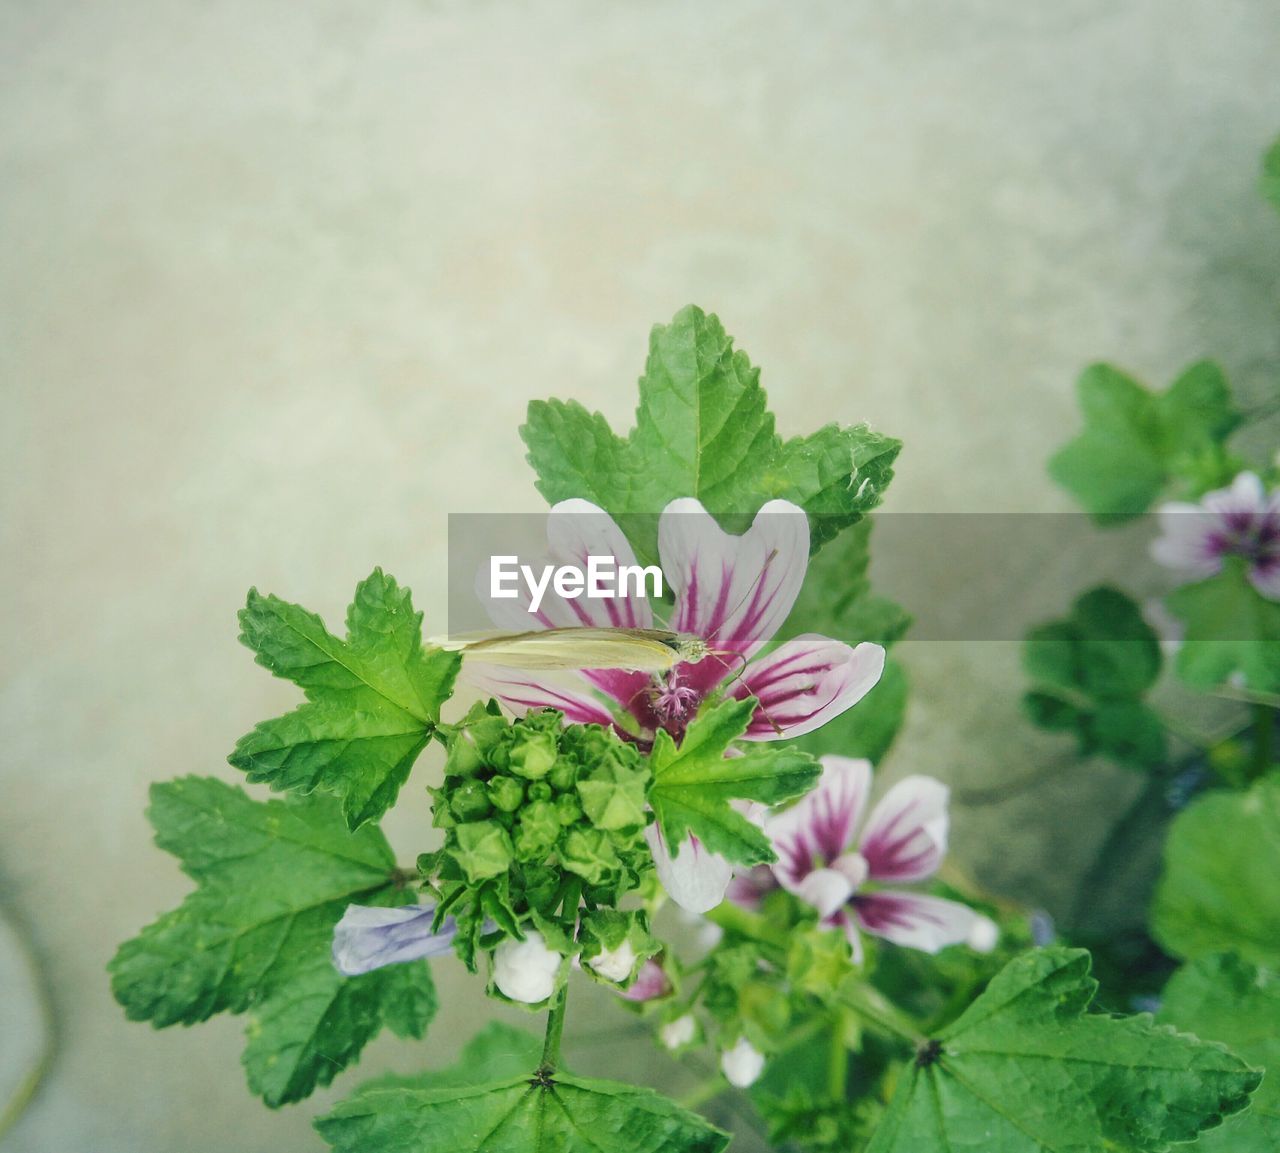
[3,1,1279,1149]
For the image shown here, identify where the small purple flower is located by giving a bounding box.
[331,903,457,976]
[1152,472,1280,600]
[755,757,976,960]
[619,958,673,1003]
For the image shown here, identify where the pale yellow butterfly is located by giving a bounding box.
[430,627,712,672]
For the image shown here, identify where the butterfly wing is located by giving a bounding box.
[438,627,682,672]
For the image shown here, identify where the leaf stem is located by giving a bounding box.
[540,982,569,1073]
[827,1008,851,1100]
[1251,704,1275,780]
[677,1077,726,1111]
[704,901,788,953]
[839,980,925,1047]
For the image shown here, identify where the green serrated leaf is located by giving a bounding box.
[317,1071,729,1153]
[1152,774,1280,964]
[866,947,1259,1153]
[1022,586,1167,769]
[350,1022,544,1094]
[109,776,434,1105]
[243,947,436,1107]
[521,305,900,565]
[1049,362,1242,519]
[1165,562,1280,694]
[230,569,460,827]
[1158,953,1280,1152]
[647,697,819,867]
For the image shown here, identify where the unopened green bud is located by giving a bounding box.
[449,820,514,883]
[450,779,492,822]
[487,775,525,813]
[547,758,577,792]
[508,729,558,779]
[514,800,560,862]
[527,781,553,803]
[554,793,583,826]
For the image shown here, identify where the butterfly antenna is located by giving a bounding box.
[699,546,781,648]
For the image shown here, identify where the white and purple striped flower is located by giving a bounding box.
[331,903,458,976]
[471,497,886,745]
[1152,471,1280,600]
[743,756,976,960]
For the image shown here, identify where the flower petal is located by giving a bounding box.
[331,904,456,976]
[1204,470,1266,518]
[492,930,563,1005]
[720,1037,766,1088]
[734,637,885,740]
[477,498,654,631]
[851,891,976,953]
[858,775,950,883]
[465,669,619,726]
[725,865,780,910]
[1250,555,1280,601]
[796,867,858,918]
[645,825,734,914]
[765,756,872,893]
[660,498,809,659]
[620,958,673,1003]
[1150,502,1224,577]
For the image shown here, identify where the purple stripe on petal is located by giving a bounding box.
[851,891,975,954]
[736,638,884,740]
[465,670,618,727]
[858,775,950,883]
[332,903,457,976]
[763,758,871,899]
[660,498,809,660]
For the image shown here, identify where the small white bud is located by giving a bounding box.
[966,914,999,954]
[586,939,637,984]
[493,931,562,1004]
[660,1014,697,1051]
[720,1036,765,1088]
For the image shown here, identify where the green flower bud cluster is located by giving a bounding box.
[422,702,656,972]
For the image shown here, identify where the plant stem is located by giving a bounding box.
[827,1009,851,1100]
[540,982,568,1073]
[705,902,788,953]
[839,980,925,1047]
[1251,704,1275,780]
[678,1078,726,1111]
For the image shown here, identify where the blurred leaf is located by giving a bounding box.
[1165,562,1280,694]
[1263,134,1280,214]
[1022,586,1167,768]
[1049,362,1241,519]
[1152,774,1280,964]
[778,519,911,648]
